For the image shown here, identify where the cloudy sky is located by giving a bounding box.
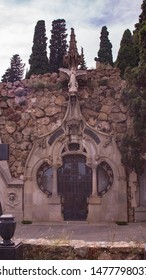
[0,0,142,79]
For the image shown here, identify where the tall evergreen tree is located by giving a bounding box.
[133,0,146,66]
[1,54,25,83]
[139,0,146,65]
[49,19,68,73]
[116,29,137,78]
[95,26,113,66]
[27,20,49,78]
[79,47,87,69]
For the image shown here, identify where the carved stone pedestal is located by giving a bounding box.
[48,197,63,222]
[87,196,101,222]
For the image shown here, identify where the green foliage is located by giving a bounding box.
[21,220,32,224]
[1,54,25,82]
[79,47,87,70]
[98,78,109,86]
[132,1,146,66]
[115,221,128,225]
[29,80,62,91]
[96,26,113,66]
[49,19,68,73]
[27,20,49,78]
[120,134,145,174]
[116,29,138,78]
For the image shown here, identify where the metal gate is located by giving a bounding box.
[57,154,92,220]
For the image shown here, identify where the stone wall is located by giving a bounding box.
[0,64,131,179]
[23,241,144,260]
[0,73,67,178]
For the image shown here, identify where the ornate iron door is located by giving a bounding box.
[57,154,92,220]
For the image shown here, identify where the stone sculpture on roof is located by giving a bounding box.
[59,28,87,95]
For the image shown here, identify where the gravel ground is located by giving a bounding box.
[12,222,146,243]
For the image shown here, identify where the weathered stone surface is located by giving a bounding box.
[18,119,28,131]
[0,116,5,124]
[110,112,127,123]
[0,101,7,108]
[7,82,13,89]
[15,87,25,96]
[55,95,66,106]
[98,112,108,121]
[7,112,21,122]
[111,105,120,113]
[97,121,111,133]
[37,125,49,135]
[20,142,32,151]
[101,105,111,114]
[5,121,16,134]
[38,97,51,109]
[7,89,15,97]
[35,108,45,118]
[7,99,15,107]
[83,108,99,117]
[22,127,33,136]
[80,89,89,99]
[21,112,30,120]
[119,104,128,113]
[88,117,96,127]
[98,251,112,260]
[0,89,7,96]
[37,117,50,125]
[45,106,61,116]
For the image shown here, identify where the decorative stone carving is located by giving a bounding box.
[60,28,87,96]
[103,135,113,147]
[36,137,47,149]
[6,192,19,209]
[97,121,111,133]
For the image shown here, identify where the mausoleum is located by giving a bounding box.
[0,28,144,223]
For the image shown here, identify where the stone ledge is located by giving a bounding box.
[14,238,144,260]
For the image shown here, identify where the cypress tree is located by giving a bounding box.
[133,0,146,66]
[1,54,25,82]
[116,29,137,78]
[96,26,113,66]
[49,19,68,73]
[139,0,146,65]
[80,47,87,69]
[27,20,49,78]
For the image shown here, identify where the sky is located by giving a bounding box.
[0,0,142,79]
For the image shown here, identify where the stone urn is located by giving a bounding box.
[0,214,16,246]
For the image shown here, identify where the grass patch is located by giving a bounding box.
[21,220,32,224]
[115,221,128,225]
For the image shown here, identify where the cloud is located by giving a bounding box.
[0,0,142,79]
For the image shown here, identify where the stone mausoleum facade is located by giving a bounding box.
[0,29,145,223]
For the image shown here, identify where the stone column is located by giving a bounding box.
[92,164,98,196]
[87,164,101,222]
[52,166,58,197]
[48,165,63,221]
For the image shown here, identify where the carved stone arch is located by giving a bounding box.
[24,154,50,180]
[96,156,122,180]
[50,134,98,169]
